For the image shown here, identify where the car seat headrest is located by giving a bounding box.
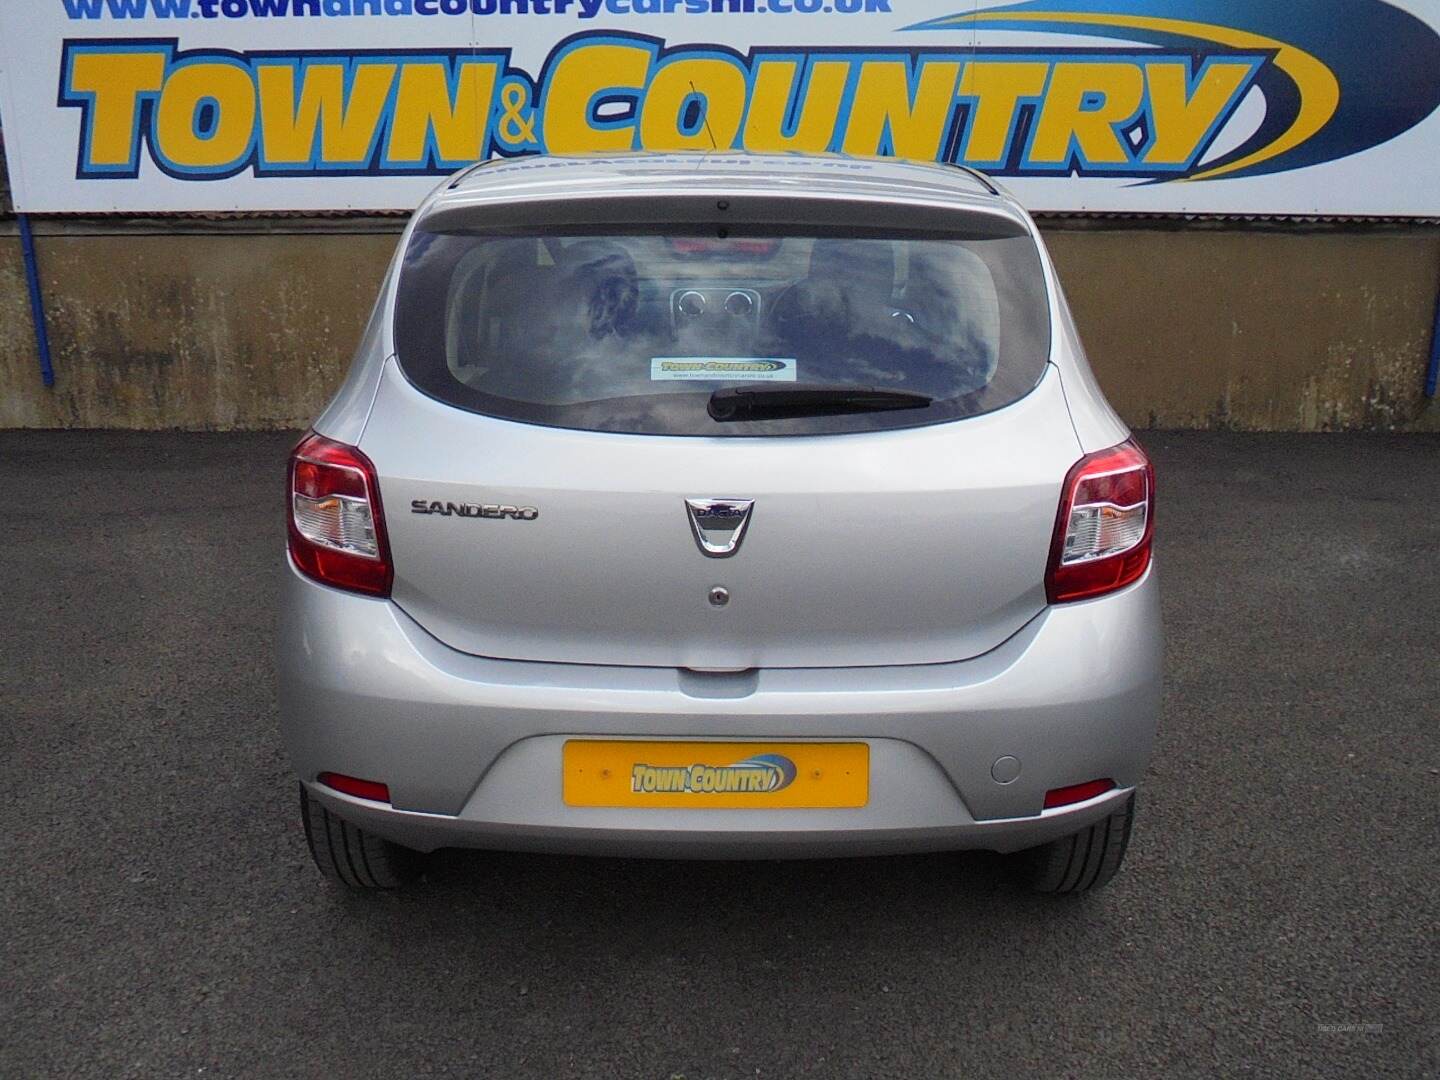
[554,240,639,338]
[808,239,896,301]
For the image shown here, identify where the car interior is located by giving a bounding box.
[444,234,1002,405]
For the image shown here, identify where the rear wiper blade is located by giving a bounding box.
[708,383,933,422]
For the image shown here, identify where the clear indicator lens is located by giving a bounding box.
[1062,500,1148,564]
[292,490,379,558]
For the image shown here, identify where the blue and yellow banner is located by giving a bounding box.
[3,0,1438,212]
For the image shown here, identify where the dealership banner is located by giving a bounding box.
[0,0,1437,214]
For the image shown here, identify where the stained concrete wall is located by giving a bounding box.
[2,219,1438,430]
[0,223,398,430]
[1044,224,1440,431]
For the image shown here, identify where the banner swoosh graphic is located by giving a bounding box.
[918,10,1338,180]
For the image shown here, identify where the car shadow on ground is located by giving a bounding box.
[331,844,1096,938]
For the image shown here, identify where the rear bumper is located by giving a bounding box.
[278,562,1161,858]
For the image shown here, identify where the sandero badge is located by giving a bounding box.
[411,499,538,521]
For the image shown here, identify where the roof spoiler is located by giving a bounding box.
[420,191,1029,239]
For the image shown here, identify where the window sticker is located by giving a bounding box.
[651,357,798,382]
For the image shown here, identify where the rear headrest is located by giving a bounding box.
[808,239,896,299]
[556,240,638,283]
[553,240,639,337]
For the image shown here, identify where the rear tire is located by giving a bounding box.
[1012,794,1135,895]
[300,783,422,890]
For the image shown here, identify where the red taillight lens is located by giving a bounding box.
[317,772,392,803]
[1046,439,1154,604]
[287,432,392,597]
[1043,778,1116,809]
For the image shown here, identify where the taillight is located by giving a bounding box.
[287,432,392,597]
[1046,439,1154,603]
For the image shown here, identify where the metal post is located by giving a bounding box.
[1427,285,1440,398]
[17,214,55,388]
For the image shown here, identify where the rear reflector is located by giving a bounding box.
[287,432,393,597]
[1046,439,1155,603]
[1043,778,1116,809]
[317,772,392,803]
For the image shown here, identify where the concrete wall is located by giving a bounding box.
[0,224,397,430]
[2,219,1438,430]
[1044,224,1440,431]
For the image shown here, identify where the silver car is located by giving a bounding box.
[279,152,1160,895]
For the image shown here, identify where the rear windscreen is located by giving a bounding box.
[393,228,1051,436]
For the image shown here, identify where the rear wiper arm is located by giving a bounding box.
[708,383,933,422]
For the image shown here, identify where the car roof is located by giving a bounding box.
[447,151,996,197]
[420,152,1024,233]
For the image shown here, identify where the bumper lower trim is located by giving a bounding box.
[303,778,1135,858]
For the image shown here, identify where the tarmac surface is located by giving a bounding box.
[2,430,1437,1078]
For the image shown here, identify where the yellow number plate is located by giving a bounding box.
[563,740,869,809]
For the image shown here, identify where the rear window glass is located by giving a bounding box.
[393,228,1050,436]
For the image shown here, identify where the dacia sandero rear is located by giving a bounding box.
[279,153,1160,895]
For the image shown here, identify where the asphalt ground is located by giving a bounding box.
[1,430,1437,1079]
